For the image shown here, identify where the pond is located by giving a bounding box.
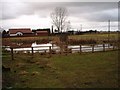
[3,42,114,53]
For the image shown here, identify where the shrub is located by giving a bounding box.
[68,39,97,45]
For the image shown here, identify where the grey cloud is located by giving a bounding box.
[1,2,33,20]
[66,2,117,15]
[83,9,118,22]
[0,2,118,22]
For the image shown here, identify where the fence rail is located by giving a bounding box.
[9,43,118,60]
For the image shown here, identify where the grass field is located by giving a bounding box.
[2,50,119,88]
[68,33,118,40]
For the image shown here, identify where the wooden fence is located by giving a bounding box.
[10,43,118,60]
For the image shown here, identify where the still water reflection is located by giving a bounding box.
[3,42,114,53]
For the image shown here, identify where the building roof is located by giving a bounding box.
[37,28,50,31]
[9,28,32,34]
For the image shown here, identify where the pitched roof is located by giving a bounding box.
[9,28,32,34]
[37,28,50,31]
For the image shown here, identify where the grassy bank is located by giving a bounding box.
[2,50,119,88]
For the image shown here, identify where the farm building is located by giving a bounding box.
[9,28,33,36]
[36,31,48,36]
[32,28,50,36]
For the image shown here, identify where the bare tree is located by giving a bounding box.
[50,7,68,33]
[66,20,71,32]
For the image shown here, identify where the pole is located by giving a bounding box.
[113,43,115,50]
[65,45,68,55]
[108,20,110,48]
[103,44,105,52]
[92,44,94,53]
[51,25,53,34]
[79,45,82,53]
[49,46,52,57]
[11,48,14,60]
[31,47,34,56]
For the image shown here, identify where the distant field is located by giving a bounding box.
[68,33,118,40]
[2,33,119,42]
[2,50,118,88]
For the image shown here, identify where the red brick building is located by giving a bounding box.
[33,28,50,36]
[9,28,33,37]
[36,31,48,36]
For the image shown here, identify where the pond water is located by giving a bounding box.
[3,42,114,53]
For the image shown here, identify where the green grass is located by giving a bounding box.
[2,50,119,88]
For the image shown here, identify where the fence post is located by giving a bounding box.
[31,47,34,56]
[103,44,105,52]
[11,48,14,60]
[108,43,109,48]
[44,50,46,54]
[65,45,68,55]
[113,43,115,50]
[60,46,63,54]
[92,44,94,53]
[49,46,52,57]
[79,45,82,53]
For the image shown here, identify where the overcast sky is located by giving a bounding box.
[0,0,118,31]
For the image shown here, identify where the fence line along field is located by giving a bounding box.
[8,43,118,60]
